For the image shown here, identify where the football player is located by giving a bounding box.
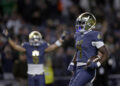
[3,30,66,86]
[68,12,108,86]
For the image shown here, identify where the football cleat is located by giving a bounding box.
[75,12,96,33]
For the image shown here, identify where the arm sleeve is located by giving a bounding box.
[91,32,104,49]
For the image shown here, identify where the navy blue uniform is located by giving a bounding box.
[23,42,48,86]
[69,30,103,86]
[75,30,102,62]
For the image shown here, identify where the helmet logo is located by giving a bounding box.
[97,34,102,39]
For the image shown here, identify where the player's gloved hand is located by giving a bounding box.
[87,62,101,69]
[61,31,67,40]
[2,29,10,39]
[67,62,76,72]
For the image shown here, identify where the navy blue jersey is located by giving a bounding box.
[22,42,48,64]
[75,30,103,63]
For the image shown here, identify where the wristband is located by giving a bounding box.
[55,40,62,47]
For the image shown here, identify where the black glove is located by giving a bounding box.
[2,29,10,39]
[61,31,67,40]
[67,62,76,72]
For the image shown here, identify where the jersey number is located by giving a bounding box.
[32,50,40,64]
[76,40,83,58]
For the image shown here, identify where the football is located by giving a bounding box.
[86,56,100,66]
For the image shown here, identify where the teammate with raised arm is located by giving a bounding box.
[3,30,66,86]
[68,12,108,86]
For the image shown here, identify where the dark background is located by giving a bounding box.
[0,0,120,86]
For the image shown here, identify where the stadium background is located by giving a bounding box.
[0,0,120,86]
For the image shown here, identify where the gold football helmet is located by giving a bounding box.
[29,31,42,46]
[76,12,96,33]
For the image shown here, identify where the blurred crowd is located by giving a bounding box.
[0,0,120,86]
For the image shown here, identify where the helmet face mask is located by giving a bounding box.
[76,19,87,33]
[29,31,42,46]
[75,12,96,33]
